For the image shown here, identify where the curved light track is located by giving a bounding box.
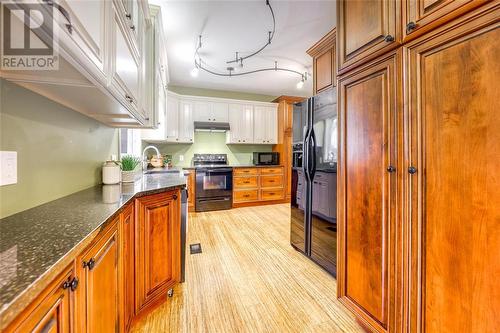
[193,0,307,81]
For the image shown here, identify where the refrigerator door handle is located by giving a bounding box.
[303,130,311,179]
[308,129,317,180]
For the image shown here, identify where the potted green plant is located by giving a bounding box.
[121,155,141,183]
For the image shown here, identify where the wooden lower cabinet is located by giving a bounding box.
[5,189,183,333]
[135,190,181,313]
[233,166,285,205]
[120,203,135,332]
[75,217,120,333]
[4,266,74,333]
[233,168,259,176]
[233,189,259,202]
[185,170,196,212]
[337,49,401,333]
[260,175,282,188]
[406,7,500,333]
[234,176,258,188]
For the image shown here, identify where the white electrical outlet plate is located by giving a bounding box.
[1,151,18,186]
[179,155,184,162]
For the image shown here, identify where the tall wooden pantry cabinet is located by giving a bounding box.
[336,1,499,332]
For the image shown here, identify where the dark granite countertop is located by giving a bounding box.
[0,173,186,329]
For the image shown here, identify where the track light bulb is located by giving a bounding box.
[191,67,199,77]
[296,79,304,89]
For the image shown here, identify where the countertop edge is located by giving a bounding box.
[0,183,186,330]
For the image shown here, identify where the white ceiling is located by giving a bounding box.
[152,0,336,97]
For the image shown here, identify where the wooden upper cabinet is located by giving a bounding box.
[120,204,135,332]
[4,266,74,333]
[406,7,499,333]
[337,50,401,333]
[307,29,336,94]
[402,0,489,40]
[75,218,120,333]
[135,189,181,313]
[337,0,400,74]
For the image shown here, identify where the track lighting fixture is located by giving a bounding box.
[190,67,199,77]
[191,0,308,85]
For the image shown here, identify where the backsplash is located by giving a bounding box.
[0,80,118,218]
[153,132,272,167]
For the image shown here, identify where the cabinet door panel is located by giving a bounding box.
[338,51,400,333]
[186,171,196,211]
[179,101,194,143]
[242,105,254,143]
[141,72,166,141]
[193,102,211,122]
[112,6,140,108]
[267,107,278,144]
[212,102,229,122]
[338,0,400,73]
[407,11,500,333]
[403,0,488,39]
[166,96,179,142]
[254,106,277,144]
[63,0,106,72]
[135,190,181,312]
[76,219,119,333]
[253,106,267,143]
[228,104,243,143]
[121,204,135,332]
[315,49,333,92]
[5,267,73,333]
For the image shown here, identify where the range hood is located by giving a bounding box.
[194,121,230,132]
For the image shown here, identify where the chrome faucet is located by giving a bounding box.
[142,145,160,171]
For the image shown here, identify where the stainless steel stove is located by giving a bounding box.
[193,154,233,212]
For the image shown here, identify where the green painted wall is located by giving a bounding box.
[0,80,118,218]
[168,85,277,102]
[155,132,272,167]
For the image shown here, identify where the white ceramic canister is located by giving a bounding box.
[102,160,121,184]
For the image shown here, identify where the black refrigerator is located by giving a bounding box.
[290,88,338,277]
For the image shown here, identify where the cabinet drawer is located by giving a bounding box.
[260,167,283,175]
[234,190,259,202]
[260,189,284,201]
[234,176,258,189]
[261,175,283,188]
[234,168,259,176]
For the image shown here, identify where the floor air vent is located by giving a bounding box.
[190,243,202,254]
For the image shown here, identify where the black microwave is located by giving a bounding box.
[253,152,279,165]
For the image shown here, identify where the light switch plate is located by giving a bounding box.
[1,151,17,186]
[179,155,184,162]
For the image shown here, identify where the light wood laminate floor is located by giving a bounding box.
[130,204,364,333]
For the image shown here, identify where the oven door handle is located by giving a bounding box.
[197,197,231,202]
[204,168,233,173]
